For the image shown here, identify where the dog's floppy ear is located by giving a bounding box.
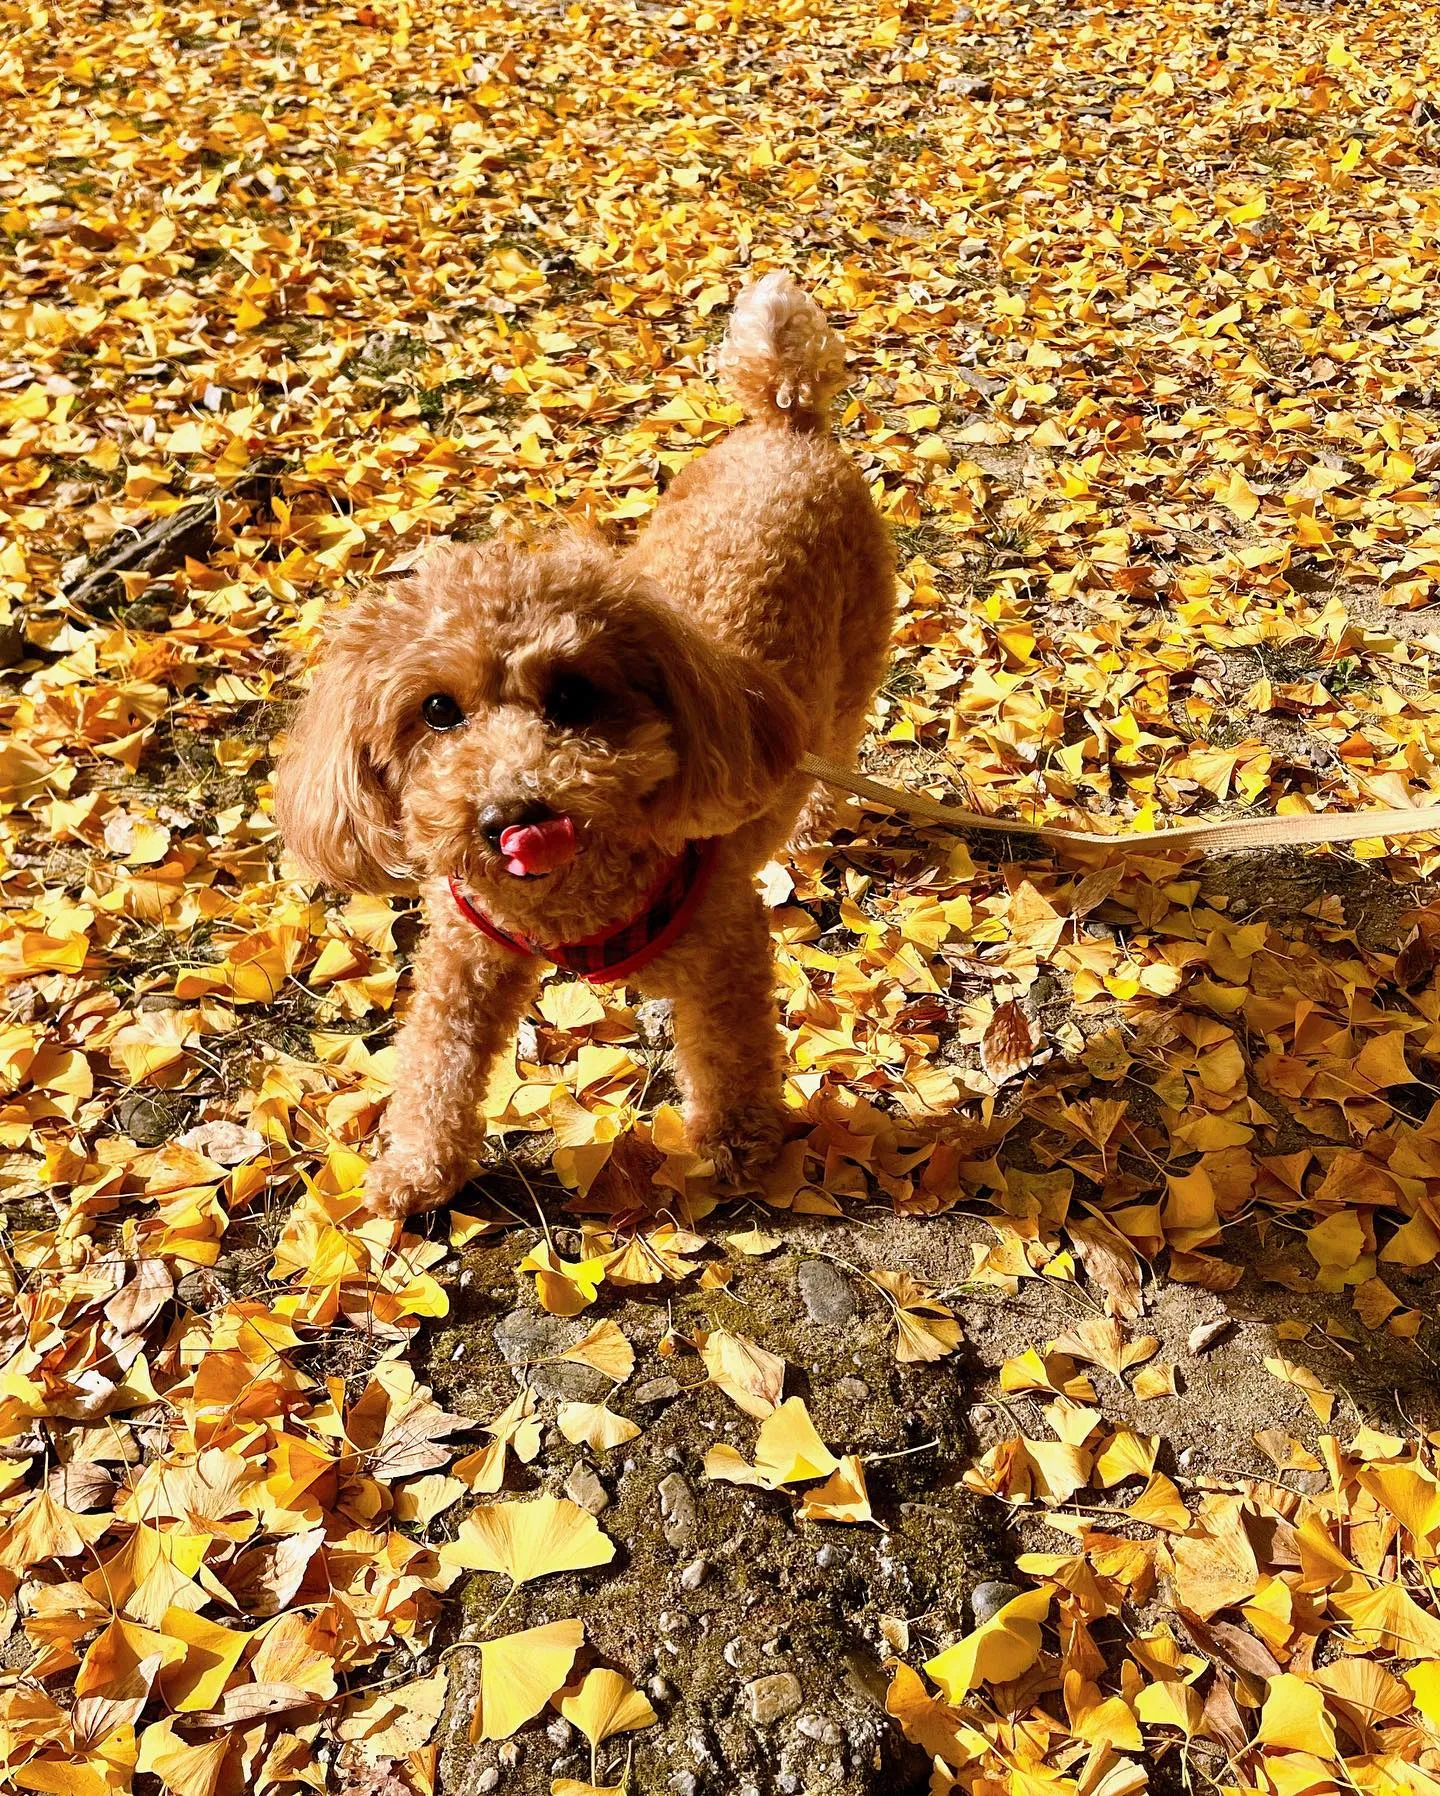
[645,603,806,839]
[274,591,408,893]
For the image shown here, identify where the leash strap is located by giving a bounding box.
[799,753,1440,857]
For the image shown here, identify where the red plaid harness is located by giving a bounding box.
[448,837,719,982]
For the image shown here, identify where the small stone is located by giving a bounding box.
[723,1636,754,1670]
[777,1778,801,1795]
[797,1714,845,1747]
[497,1741,520,1768]
[476,1773,499,1794]
[493,1310,611,1402]
[971,1579,1024,1625]
[635,998,674,1048]
[836,1376,870,1403]
[815,1543,838,1569]
[649,1675,673,1702]
[176,1268,231,1309]
[633,1375,681,1407]
[797,1260,856,1325]
[119,602,170,633]
[658,1472,697,1546]
[679,1558,709,1591]
[117,1090,187,1147]
[565,1464,609,1514]
[669,1776,698,1796]
[546,1718,572,1748]
[745,1672,803,1726]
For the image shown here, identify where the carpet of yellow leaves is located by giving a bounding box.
[5,0,1440,1792]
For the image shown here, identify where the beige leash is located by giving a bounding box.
[800,753,1440,856]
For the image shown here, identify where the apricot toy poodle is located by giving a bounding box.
[276,274,894,1219]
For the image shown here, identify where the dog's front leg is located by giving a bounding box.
[656,879,787,1187]
[365,906,540,1219]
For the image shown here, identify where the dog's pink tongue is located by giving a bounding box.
[498,815,577,877]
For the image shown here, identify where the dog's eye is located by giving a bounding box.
[421,693,464,732]
[544,673,602,731]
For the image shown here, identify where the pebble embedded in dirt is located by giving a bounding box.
[678,1558,709,1590]
[635,998,674,1048]
[564,1464,609,1513]
[492,1309,612,1402]
[633,1375,681,1406]
[797,1260,856,1325]
[971,1579,1024,1624]
[657,1471,697,1546]
[117,1090,188,1147]
[797,1713,845,1747]
[745,1671,803,1725]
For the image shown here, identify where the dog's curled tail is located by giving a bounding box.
[716,272,846,430]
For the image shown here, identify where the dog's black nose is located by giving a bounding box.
[480,800,553,847]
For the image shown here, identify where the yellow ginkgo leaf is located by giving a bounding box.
[1093,1429,1158,1488]
[136,1716,232,1796]
[1264,1356,1335,1424]
[705,1397,840,1491]
[1217,466,1260,521]
[454,1390,542,1494]
[1051,1317,1158,1379]
[157,1606,254,1712]
[559,1667,658,1748]
[756,1398,841,1485]
[924,1587,1051,1701]
[1131,1363,1178,1401]
[869,1269,962,1363]
[1133,1677,1205,1738]
[699,1329,785,1418]
[1404,1660,1440,1729]
[797,1454,874,1525]
[557,1402,641,1453]
[885,1662,971,1768]
[1255,1671,1337,1756]
[394,1474,467,1525]
[518,1243,606,1318]
[1329,1581,1440,1655]
[725,1228,782,1256]
[0,1488,109,1571]
[1126,1473,1191,1532]
[1354,1461,1440,1547]
[473,1619,584,1743]
[440,1493,615,1588]
[558,1320,635,1382]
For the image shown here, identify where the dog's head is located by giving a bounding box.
[274,536,804,897]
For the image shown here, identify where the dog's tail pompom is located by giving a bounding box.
[716,272,846,429]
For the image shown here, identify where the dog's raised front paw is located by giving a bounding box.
[692,1101,785,1188]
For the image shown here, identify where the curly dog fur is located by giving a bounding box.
[275,273,894,1218]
